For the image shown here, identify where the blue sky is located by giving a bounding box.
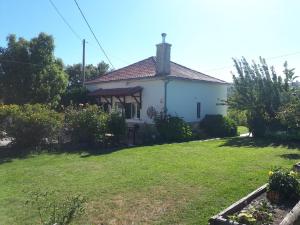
[1,0,300,82]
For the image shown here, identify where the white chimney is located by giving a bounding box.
[156,33,171,75]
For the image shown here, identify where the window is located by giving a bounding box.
[123,102,141,119]
[125,103,133,119]
[197,102,201,119]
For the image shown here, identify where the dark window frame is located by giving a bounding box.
[197,102,201,119]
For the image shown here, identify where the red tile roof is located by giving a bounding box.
[85,57,227,84]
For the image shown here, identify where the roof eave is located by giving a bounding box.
[167,75,229,84]
[84,75,161,85]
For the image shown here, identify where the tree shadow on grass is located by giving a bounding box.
[219,137,300,150]
[279,153,300,160]
[0,145,34,165]
[0,142,137,165]
[49,142,130,157]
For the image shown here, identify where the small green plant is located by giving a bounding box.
[267,168,300,203]
[228,200,274,225]
[154,114,193,142]
[25,190,86,225]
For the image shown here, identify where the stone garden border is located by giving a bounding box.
[209,184,300,225]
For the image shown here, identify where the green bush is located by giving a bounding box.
[60,86,91,107]
[0,104,63,147]
[154,114,193,142]
[247,113,267,137]
[107,111,126,143]
[267,168,300,203]
[136,123,160,145]
[65,104,109,145]
[199,115,237,137]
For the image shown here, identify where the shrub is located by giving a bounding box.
[107,111,126,143]
[247,113,267,137]
[26,190,86,225]
[0,104,63,147]
[60,86,91,107]
[136,123,160,145]
[64,104,109,145]
[154,114,193,142]
[199,115,237,137]
[267,168,300,203]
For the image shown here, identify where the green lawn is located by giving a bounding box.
[0,137,299,225]
[238,126,249,134]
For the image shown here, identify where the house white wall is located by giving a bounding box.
[86,78,228,124]
[86,79,165,123]
[166,79,228,122]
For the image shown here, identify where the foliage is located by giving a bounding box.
[246,112,268,137]
[267,168,300,203]
[154,114,193,142]
[136,123,160,145]
[228,57,297,137]
[60,86,91,106]
[199,115,237,137]
[265,130,300,141]
[227,108,247,126]
[0,104,63,147]
[65,61,109,89]
[62,61,109,106]
[237,126,249,135]
[229,200,274,225]
[0,33,68,107]
[107,111,126,143]
[64,104,109,145]
[25,190,86,225]
[277,90,300,130]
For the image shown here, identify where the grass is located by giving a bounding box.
[0,137,299,224]
[238,126,249,134]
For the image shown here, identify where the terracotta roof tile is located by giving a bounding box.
[85,57,227,84]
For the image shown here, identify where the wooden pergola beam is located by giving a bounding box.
[102,96,112,106]
[115,96,126,107]
[132,91,142,108]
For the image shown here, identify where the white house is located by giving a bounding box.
[85,34,228,124]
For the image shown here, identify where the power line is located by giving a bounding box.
[204,51,300,73]
[73,0,114,68]
[48,0,82,41]
[266,51,300,60]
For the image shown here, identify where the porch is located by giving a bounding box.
[89,86,144,124]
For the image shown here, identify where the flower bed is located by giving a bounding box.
[209,167,300,225]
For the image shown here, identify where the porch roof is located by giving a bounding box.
[88,86,143,97]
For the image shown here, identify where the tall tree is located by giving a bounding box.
[65,60,109,89]
[228,57,294,137]
[61,61,109,106]
[0,33,68,106]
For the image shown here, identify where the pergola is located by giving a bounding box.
[88,86,143,108]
